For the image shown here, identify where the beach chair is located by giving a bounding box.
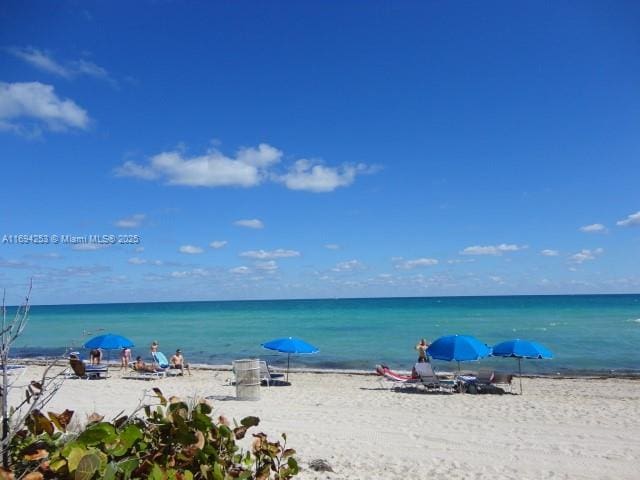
[69,358,108,379]
[123,362,167,380]
[414,363,455,393]
[375,364,420,390]
[258,360,285,386]
[492,371,514,393]
[152,351,182,376]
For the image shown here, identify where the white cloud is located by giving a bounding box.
[171,268,208,278]
[115,143,376,192]
[460,244,526,256]
[541,249,559,257]
[234,219,264,229]
[569,248,604,264]
[279,159,372,192]
[229,266,250,274]
[489,275,505,284]
[115,144,282,187]
[0,81,89,133]
[240,249,300,260]
[331,259,364,272]
[71,243,109,251]
[616,211,640,227]
[115,213,145,228]
[6,46,112,83]
[394,257,439,270]
[579,223,607,233]
[324,244,340,250]
[179,245,203,254]
[209,240,227,249]
[255,260,278,271]
[128,257,162,266]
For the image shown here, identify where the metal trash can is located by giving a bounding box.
[233,359,261,401]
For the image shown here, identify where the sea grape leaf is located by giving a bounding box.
[77,423,116,446]
[66,446,87,472]
[240,416,259,428]
[102,462,118,480]
[75,453,100,480]
[48,409,74,432]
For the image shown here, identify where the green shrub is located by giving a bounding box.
[7,389,299,480]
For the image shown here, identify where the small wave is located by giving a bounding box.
[549,322,557,327]
[629,318,640,324]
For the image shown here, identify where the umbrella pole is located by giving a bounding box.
[519,358,523,395]
[286,353,290,383]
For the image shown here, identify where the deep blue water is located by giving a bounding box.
[10,294,640,375]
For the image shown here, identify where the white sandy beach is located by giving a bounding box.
[8,365,640,479]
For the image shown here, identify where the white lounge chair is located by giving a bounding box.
[259,361,285,386]
[414,362,456,393]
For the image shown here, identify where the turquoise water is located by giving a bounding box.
[11,295,640,375]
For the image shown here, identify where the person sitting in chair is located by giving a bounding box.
[170,349,191,375]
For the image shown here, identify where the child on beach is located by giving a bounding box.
[170,349,191,375]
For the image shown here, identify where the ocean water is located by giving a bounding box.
[10,295,640,375]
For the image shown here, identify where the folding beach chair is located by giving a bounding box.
[414,362,456,393]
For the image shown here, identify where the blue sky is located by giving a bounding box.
[0,1,639,304]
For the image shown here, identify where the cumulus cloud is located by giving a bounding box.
[240,249,300,260]
[115,144,282,187]
[324,244,340,250]
[579,223,607,233]
[279,160,375,193]
[541,249,559,257]
[616,211,640,227]
[331,259,364,272]
[6,46,113,83]
[234,219,264,229]
[115,213,145,228]
[179,245,203,254]
[0,81,89,134]
[394,257,439,270]
[115,143,376,192]
[209,240,227,249]
[460,244,526,256]
[569,248,604,264]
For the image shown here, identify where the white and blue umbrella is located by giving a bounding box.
[492,339,553,394]
[261,337,319,381]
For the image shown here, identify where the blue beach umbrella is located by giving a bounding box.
[261,337,319,382]
[84,333,135,350]
[492,339,553,394]
[427,334,491,372]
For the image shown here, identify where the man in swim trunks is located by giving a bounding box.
[170,349,191,375]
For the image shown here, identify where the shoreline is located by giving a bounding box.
[9,356,640,380]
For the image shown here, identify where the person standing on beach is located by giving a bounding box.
[150,341,159,366]
[120,347,132,370]
[90,348,102,365]
[416,338,430,363]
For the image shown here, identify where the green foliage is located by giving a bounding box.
[8,390,299,480]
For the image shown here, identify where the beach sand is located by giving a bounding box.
[8,365,640,479]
